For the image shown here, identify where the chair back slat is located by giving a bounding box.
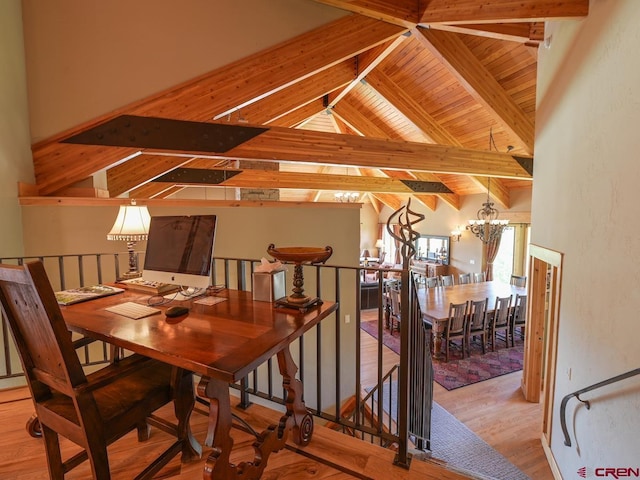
[492,295,512,328]
[513,294,528,323]
[510,275,527,287]
[448,302,468,334]
[458,273,471,285]
[440,274,454,287]
[0,262,86,398]
[473,272,486,283]
[468,298,488,331]
[425,276,439,288]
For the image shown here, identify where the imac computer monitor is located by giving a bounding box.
[142,215,217,289]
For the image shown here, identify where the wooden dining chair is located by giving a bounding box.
[443,301,469,362]
[473,272,486,283]
[425,276,440,288]
[458,273,472,285]
[510,275,527,287]
[0,261,200,479]
[439,274,455,287]
[489,295,513,351]
[466,297,489,356]
[510,294,528,346]
[388,283,402,334]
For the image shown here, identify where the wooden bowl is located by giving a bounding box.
[267,245,332,264]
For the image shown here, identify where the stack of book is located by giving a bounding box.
[119,278,180,295]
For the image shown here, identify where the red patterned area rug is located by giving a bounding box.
[360,319,524,391]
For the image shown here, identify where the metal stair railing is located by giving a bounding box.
[560,367,640,447]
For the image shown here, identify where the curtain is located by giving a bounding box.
[377,223,385,263]
[393,224,401,265]
[485,230,503,281]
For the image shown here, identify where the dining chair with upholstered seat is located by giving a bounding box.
[510,275,527,287]
[510,293,528,346]
[458,273,472,285]
[0,261,200,479]
[466,297,489,356]
[489,295,513,351]
[443,301,469,362]
[473,272,486,283]
[439,274,455,287]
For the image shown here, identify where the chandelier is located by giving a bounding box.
[466,177,508,243]
[334,192,359,203]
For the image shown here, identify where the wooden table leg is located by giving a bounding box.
[199,344,313,480]
[277,346,314,446]
[432,322,445,360]
[171,368,202,463]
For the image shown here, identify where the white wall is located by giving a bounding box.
[535,0,640,474]
[0,0,33,257]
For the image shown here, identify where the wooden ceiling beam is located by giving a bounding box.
[215,169,428,194]
[224,126,531,178]
[332,100,389,139]
[418,0,589,24]
[107,154,195,197]
[413,27,535,154]
[329,34,409,107]
[427,22,543,44]
[236,60,356,125]
[311,0,420,28]
[410,171,461,210]
[367,193,383,214]
[32,15,406,195]
[270,100,327,128]
[371,193,405,211]
[365,70,458,145]
[129,182,184,199]
[206,15,406,120]
[235,126,525,181]
[412,194,438,211]
[470,176,510,209]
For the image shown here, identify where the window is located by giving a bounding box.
[493,226,515,283]
[492,224,530,282]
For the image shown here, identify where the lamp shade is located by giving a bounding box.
[375,239,384,249]
[107,205,151,241]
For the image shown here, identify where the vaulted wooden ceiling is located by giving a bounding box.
[24,0,589,213]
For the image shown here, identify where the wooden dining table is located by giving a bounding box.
[61,288,337,480]
[416,280,526,358]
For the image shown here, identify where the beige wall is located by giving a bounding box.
[21,0,345,142]
[0,0,33,258]
[535,0,640,473]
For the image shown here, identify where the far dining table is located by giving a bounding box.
[416,280,526,359]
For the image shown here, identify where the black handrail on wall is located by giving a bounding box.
[560,367,640,447]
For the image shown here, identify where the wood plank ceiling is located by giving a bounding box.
[26,0,589,212]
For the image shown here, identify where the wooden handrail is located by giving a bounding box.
[561,367,640,447]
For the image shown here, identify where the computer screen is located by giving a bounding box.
[142,215,217,289]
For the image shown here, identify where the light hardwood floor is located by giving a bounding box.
[0,387,472,479]
[359,313,554,480]
[0,318,553,479]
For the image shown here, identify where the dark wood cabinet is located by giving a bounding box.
[410,261,448,278]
